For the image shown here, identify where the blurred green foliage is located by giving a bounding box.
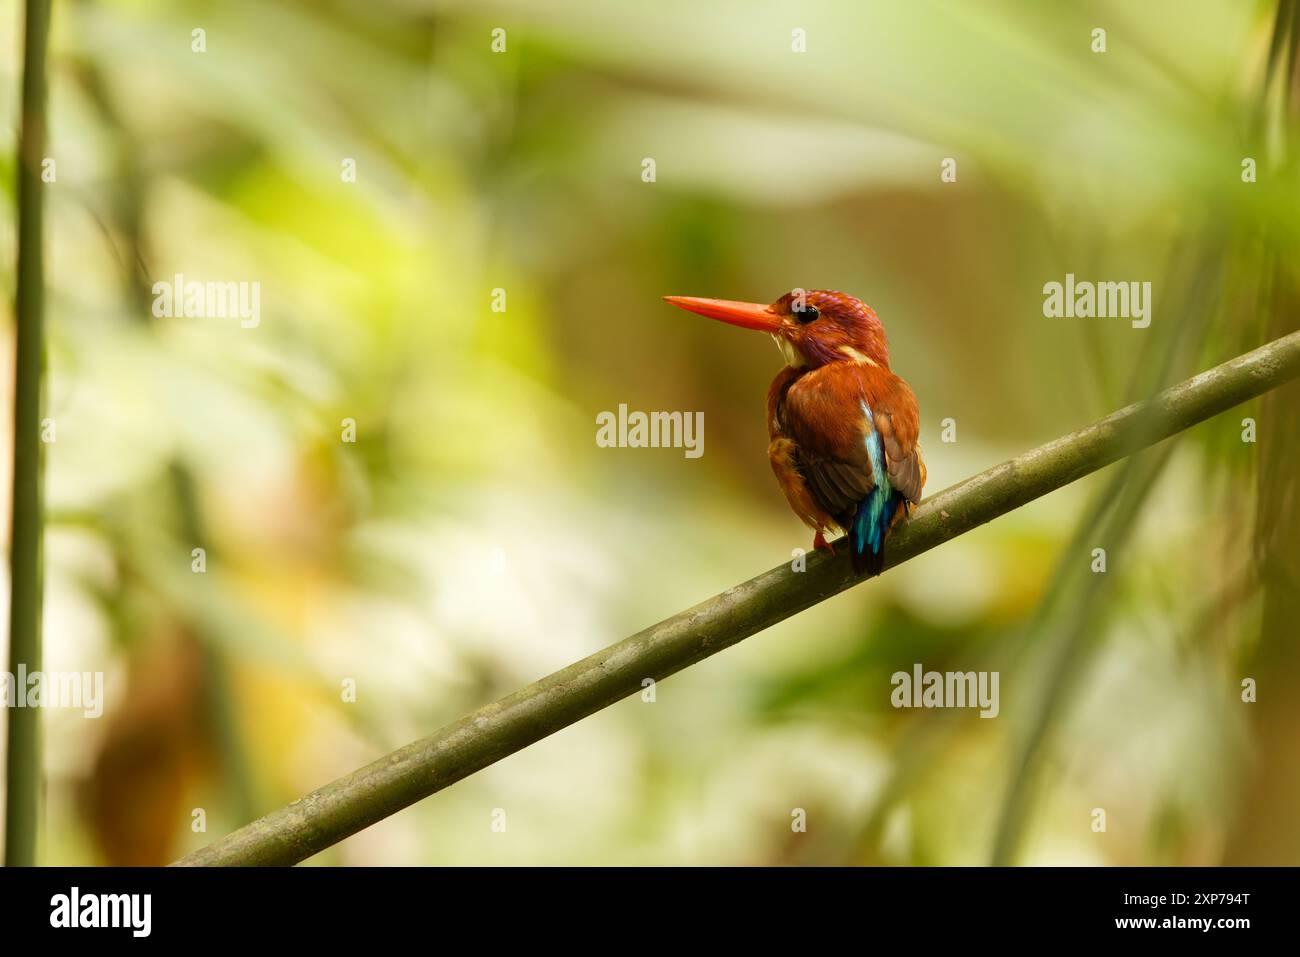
[1,0,1297,864]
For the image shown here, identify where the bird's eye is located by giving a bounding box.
[792,303,820,324]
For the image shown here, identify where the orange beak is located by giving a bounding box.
[663,296,781,333]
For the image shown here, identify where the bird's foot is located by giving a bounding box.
[812,530,836,555]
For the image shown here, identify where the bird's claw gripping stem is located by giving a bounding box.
[813,530,836,555]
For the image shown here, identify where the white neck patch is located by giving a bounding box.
[838,345,879,367]
[773,335,806,368]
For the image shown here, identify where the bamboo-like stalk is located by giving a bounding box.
[4,0,52,868]
[175,331,1300,867]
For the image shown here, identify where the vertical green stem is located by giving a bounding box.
[5,0,52,868]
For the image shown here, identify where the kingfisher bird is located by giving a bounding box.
[665,289,926,576]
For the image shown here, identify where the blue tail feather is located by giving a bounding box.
[850,486,901,577]
[850,398,899,576]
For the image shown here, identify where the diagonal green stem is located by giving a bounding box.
[4,0,53,868]
[175,331,1300,866]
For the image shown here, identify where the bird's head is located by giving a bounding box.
[664,289,890,370]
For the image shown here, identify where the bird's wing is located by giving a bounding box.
[781,361,925,519]
[778,371,868,522]
[873,379,926,506]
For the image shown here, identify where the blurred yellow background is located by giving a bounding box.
[1,0,1298,865]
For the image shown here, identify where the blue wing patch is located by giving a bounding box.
[850,400,900,575]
